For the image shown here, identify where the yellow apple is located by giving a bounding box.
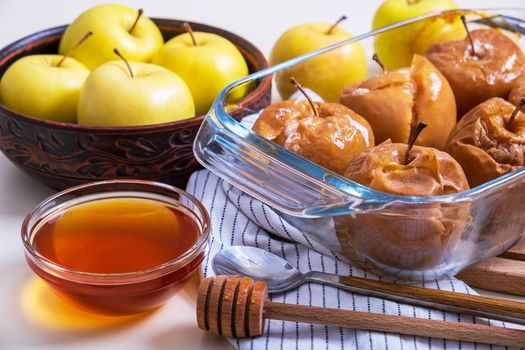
[372,0,465,70]
[270,21,366,102]
[0,55,90,123]
[153,30,248,116]
[77,60,194,126]
[59,4,163,70]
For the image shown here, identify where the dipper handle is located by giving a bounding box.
[197,276,525,347]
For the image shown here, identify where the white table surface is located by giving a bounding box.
[0,0,523,349]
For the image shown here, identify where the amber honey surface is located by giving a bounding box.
[33,197,200,274]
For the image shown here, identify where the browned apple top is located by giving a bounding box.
[445,97,525,187]
[253,99,374,175]
[429,29,523,83]
[426,29,525,116]
[344,141,469,196]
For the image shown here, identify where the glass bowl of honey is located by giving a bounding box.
[21,180,210,316]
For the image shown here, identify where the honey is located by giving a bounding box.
[33,198,199,274]
[25,195,206,315]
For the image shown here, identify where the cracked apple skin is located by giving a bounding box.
[509,74,525,106]
[339,55,456,150]
[252,100,374,175]
[445,97,525,188]
[339,141,470,271]
[344,142,469,196]
[426,29,525,118]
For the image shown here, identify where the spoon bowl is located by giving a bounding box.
[212,246,304,293]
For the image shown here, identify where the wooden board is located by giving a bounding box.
[457,238,525,296]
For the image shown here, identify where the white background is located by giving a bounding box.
[0,0,523,349]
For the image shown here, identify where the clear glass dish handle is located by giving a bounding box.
[193,116,372,218]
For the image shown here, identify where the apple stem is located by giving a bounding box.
[290,77,318,117]
[460,15,477,57]
[183,22,197,46]
[372,53,386,73]
[326,15,347,35]
[508,97,525,130]
[113,48,134,78]
[406,0,422,5]
[129,8,144,34]
[404,122,427,165]
[56,31,93,67]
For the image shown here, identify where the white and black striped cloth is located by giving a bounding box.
[187,170,519,350]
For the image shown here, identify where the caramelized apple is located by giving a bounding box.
[340,54,456,150]
[344,141,469,196]
[445,97,525,188]
[337,123,470,271]
[426,29,525,117]
[253,99,374,174]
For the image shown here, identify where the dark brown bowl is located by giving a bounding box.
[0,18,271,190]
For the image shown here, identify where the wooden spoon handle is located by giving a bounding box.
[265,301,525,347]
[341,275,525,320]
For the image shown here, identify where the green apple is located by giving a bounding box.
[373,0,465,70]
[0,54,90,123]
[270,18,367,102]
[153,27,248,116]
[59,4,163,70]
[77,58,195,127]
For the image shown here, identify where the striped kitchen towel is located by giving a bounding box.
[187,170,519,350]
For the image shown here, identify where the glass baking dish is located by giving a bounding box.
[194,8,525,280]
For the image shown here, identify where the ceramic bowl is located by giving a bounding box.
[0,18,271,190]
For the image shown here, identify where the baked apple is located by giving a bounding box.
[426,25,525,117]
[445,97,525,188]
[340,54,456,150]
[338,123,470,271]
[344,139,469,196]
[253,79,374,175]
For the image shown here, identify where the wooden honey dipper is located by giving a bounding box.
[197,276,525,347]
